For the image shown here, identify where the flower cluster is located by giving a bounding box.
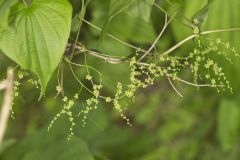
[28,79,39,89]
[11,69,27,119]
[49,71,103,139]
[78,84,102,127]
[47,36,238,139]
[48,95,78,140]
[193,19,201,46]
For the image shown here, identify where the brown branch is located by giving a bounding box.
[85,49,124,64]
[67,43,125,64]
[0,68,14,144]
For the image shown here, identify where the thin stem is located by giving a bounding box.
[69,26,240,63]
[22,0,29,7]
[174,77,223,87]
[161,35,195,56]
[138,12,177,62]
[167,76,183,98]
[161,27,240,56]
[84,52,95,85]
[68,63,95,95]
[69,26,240,64]
[66,43,125,64]
[165,0,173,6]
[154,2,193,29]
[65,59,104,78]
[71,0,86,57]
[137,62,222,87]
[68,62,108,99]
[86,49,124,64]
[201,27,240,35]
[69,46,218,88]
[82,18,146,52]
[55,63,64,98]
[66,25,239,90]
[153,2,171,16]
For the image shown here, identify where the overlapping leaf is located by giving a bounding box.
[0,0,17,36]
[99,0,134,44]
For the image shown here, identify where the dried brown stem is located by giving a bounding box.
[0,68,14,144]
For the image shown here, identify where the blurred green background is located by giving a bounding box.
[0,0,240,159]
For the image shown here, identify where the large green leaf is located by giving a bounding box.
[218,100,240,150]
[0,0,72,94]
[203,0,240,89]
[126,0,155,22]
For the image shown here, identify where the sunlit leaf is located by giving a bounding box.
[0,0,72,94]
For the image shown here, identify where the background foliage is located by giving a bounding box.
[0,0,240,159]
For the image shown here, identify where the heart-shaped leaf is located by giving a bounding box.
[0,0,72,95]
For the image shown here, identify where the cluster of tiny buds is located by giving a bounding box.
[79,84,102,127]
[192,19,201,46]
[28,79,40,89]
[112,82,131,126]
[48,94,78,140]
[11,69,26,119]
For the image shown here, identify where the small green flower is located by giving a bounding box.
[56,85,62,93]
[86,74,92,80]
[105,97,111,103]
[63,96,68,102]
